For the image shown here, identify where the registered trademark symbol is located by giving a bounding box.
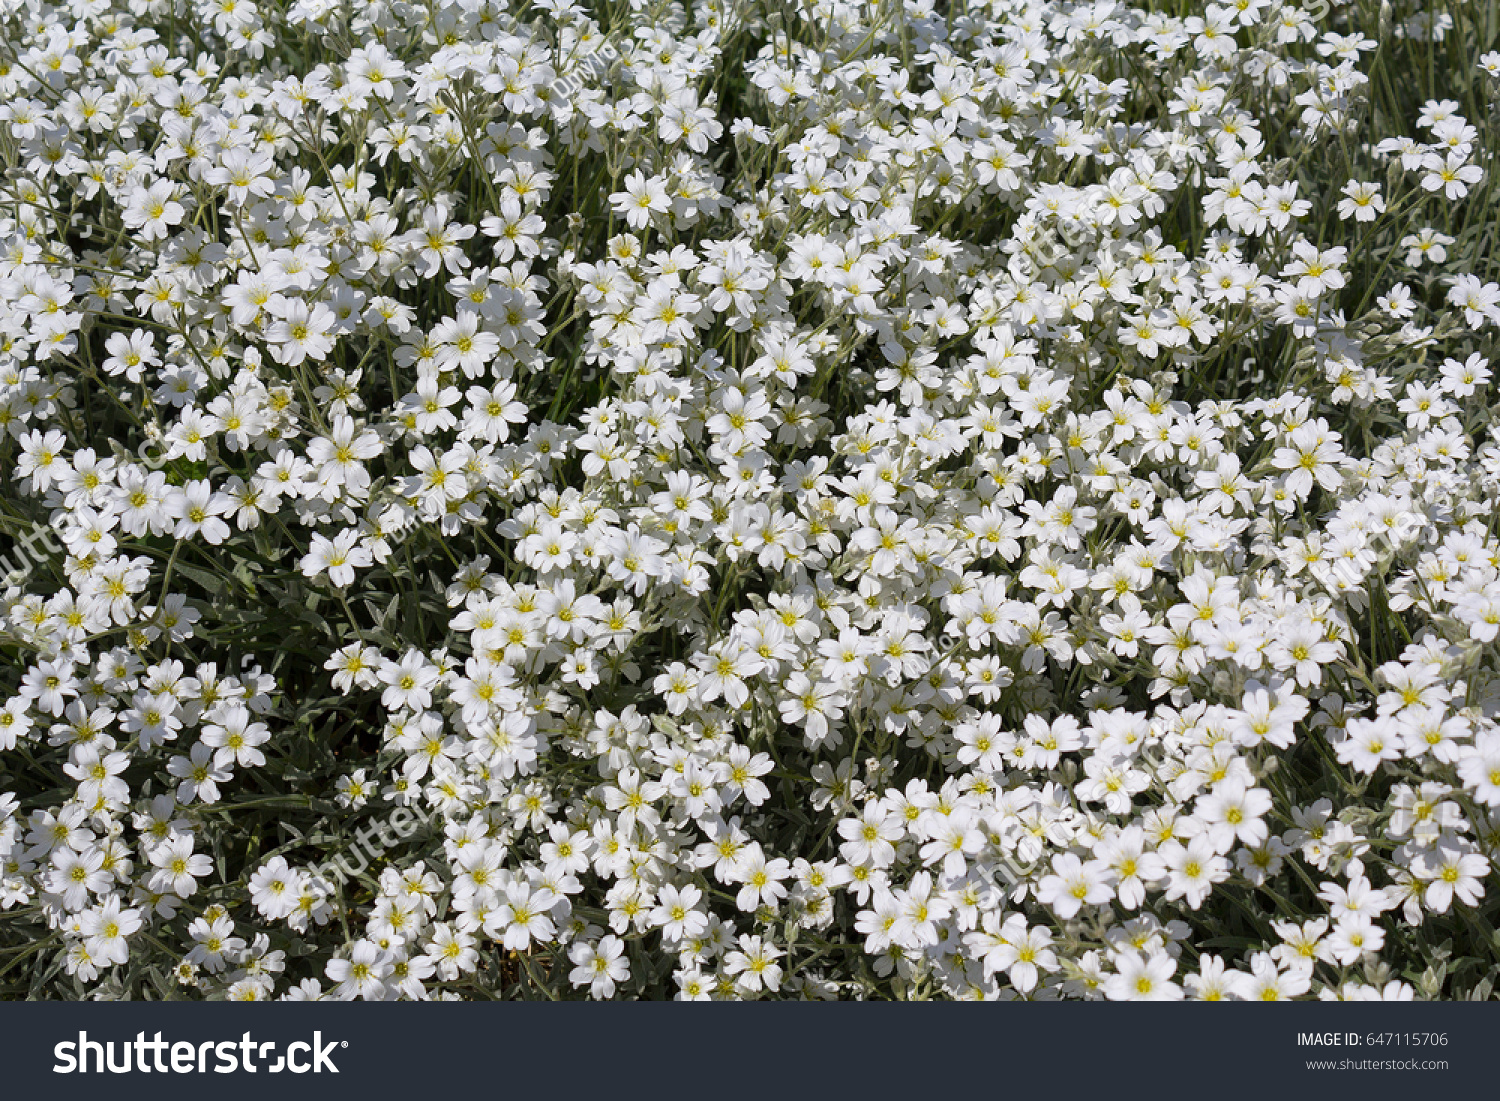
[341,1041,348,1048]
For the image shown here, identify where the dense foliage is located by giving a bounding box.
[2,0,1500,1000]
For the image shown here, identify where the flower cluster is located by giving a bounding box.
[3,0,1500,1001]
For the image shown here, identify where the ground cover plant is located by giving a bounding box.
[2,0,1500,1000]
